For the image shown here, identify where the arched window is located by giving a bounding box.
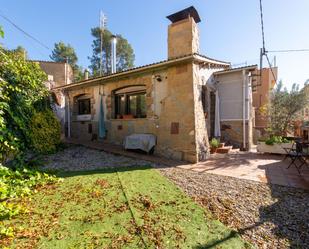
[113,85,146,119]
[74,94,91,115]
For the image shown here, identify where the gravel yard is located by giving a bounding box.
[42,144,157,171]
[43,145,309,248]
[159,166,309,249]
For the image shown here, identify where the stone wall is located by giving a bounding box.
[65,62,198,162]
[220,121,251,149]
[192,63,210,161]
[157,63,197,162]
[168,17,199,59]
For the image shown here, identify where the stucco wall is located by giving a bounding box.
[214,70,254,149]
[216,71,250,121]
[38,61,74,86]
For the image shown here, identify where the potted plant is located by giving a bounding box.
[210,138,219,154]
[257,136,294,154]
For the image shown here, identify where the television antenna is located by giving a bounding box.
[99,11,107,76]
[259,0,277,84]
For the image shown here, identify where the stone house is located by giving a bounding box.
[52,6,256,162]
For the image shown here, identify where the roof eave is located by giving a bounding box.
[214,65,258,75]
[52,54,195,91]
[193,54,230,67]
[52,54,232,91]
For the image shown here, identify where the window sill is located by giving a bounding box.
[110,118,148,121]
[76,114,92,121]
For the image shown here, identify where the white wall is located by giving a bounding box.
[216,71,250,121]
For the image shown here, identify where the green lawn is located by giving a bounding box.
[3,166,250,248]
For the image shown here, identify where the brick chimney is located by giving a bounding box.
[167,6,201,59]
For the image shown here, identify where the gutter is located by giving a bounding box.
[192,54,230,66]
[214,65,257,75]
[52,54,230,91]
[52,55,195,91]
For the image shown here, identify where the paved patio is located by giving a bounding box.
[178,152,309,189]
[66,139,309,190]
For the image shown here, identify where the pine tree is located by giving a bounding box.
[88,28,135,76]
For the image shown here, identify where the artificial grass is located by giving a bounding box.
[3,166,250,248]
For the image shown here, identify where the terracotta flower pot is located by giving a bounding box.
[122,114,134,119]
[210,147,217,154]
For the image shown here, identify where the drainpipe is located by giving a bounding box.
[152,74,157,116]
[248,73,252,151]
[67,94,71,138]
[242,70,246,150]
[64,58,68,85]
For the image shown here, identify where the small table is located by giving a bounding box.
[124,134,156,154]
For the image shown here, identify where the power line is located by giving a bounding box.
[267,49,309,53]
[258,0,308,85]
[0,12,51,51]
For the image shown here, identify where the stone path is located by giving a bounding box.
[178,152,309,189]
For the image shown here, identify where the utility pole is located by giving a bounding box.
[99,11,107,76]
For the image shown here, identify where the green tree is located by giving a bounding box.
[50,41,82,81]
[10,45,27,59]
[0,47,61,163]
[88,28,135,76]
[0,26,4,38]
[263,81,307,136]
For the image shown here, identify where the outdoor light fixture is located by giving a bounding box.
[154,75,162,82]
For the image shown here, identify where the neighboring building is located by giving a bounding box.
[213,66,257,150]
[52,6,257,162]
[252,67,277,139]
[33,61,74,135]
[35,61,74,89]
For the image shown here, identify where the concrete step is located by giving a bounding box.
[218,143,225,148]
[216,146,233,154]
[230,148,240,154]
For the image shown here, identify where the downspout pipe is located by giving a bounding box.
[66,93,71,138]
[248,73,252,151]
[242,70,246,150]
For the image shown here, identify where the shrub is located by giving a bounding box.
[0,164,58,239]
[0,48,48,163]
[28,110,61,154]
[210,138,220,148]
[265,136,289,145]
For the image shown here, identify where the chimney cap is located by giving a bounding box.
[166,6,201,24]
